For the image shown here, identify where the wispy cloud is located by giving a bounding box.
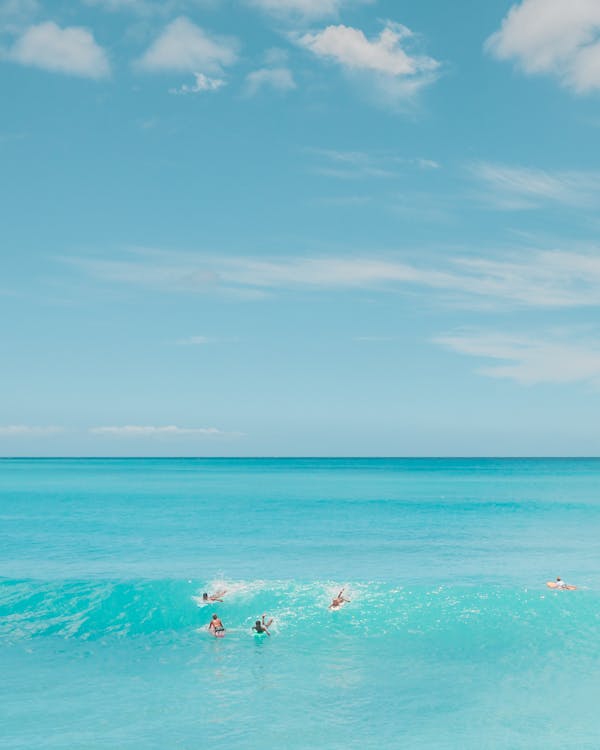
[0,0,39,33]
[65,247,600,309]
[84,0,220,16]
[471,161,600,210]
[307,148,396,179]
[296,21,440,107]
[176,335,212,344]
[135,17,238,75]
[247,0,372,21]
[0,425,65,436]
[90,424,242,437]
[416,158,440,169]
[244,66,296,96]
[84,0,157,12]
[437,330,600,386]
[307,148,440,179]
[6,21,110,79]
[486,0,600,93]
[169,72,225,94]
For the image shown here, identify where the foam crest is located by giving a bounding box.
[2,577,598,649]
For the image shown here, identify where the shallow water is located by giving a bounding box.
[2,458,600,748]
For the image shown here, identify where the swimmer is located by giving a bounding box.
[202,590,227,602]
[546,577,577,590]
[328,588,351,609]
[554,577,577,590]
[252,614,273,636]
[208,613,225,635]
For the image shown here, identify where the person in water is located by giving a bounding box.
[329,588,351,609]
[202,590,227,602]
[252,614,273,636]
[208,613,225,634]
[548,577,577,590]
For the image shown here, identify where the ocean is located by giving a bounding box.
[2,457,600,749]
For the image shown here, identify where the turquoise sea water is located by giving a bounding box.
[2,458,600,749]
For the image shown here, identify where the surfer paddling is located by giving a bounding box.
[546,577,577,590]
[252,614,273,636]
[202,590,227,602]
[328,588,351,610]
[208,613,225,636]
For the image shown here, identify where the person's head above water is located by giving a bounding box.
[556,577,562,581]
[212,613,218,620]
[202,593,208,600]
[255,620,261,628]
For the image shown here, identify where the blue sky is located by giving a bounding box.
[1,0,600,456]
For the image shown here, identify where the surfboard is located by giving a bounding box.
[546,581,577,590]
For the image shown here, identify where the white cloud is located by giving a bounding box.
[0,425,64,436]
[136,17,238,74]
[90,424,240,437]
[169,72,225,94]
[486,0,600,93]
[245,66,296,96]
[471,161,600,210]
[297,21,440,105]
[247,0,371,20]
[437,331,600,386]
[300,22,423,75]
[66,247,600,309]
[7,21,110,78]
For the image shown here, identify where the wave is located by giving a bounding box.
[1,577,596,645]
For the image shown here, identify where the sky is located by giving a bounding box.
[1,0,600,457]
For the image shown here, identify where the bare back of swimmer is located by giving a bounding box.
[208,613,225,633]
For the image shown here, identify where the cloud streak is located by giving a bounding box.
[471,161,600,210]
[65,247,600,309]
[90,425,242,437]
[306,148,439,179]
[437,331,600,386]
[0,425,65,436]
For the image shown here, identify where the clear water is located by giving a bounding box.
[2,458,600,749]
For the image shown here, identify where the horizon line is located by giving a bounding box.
[1,456,600,460]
